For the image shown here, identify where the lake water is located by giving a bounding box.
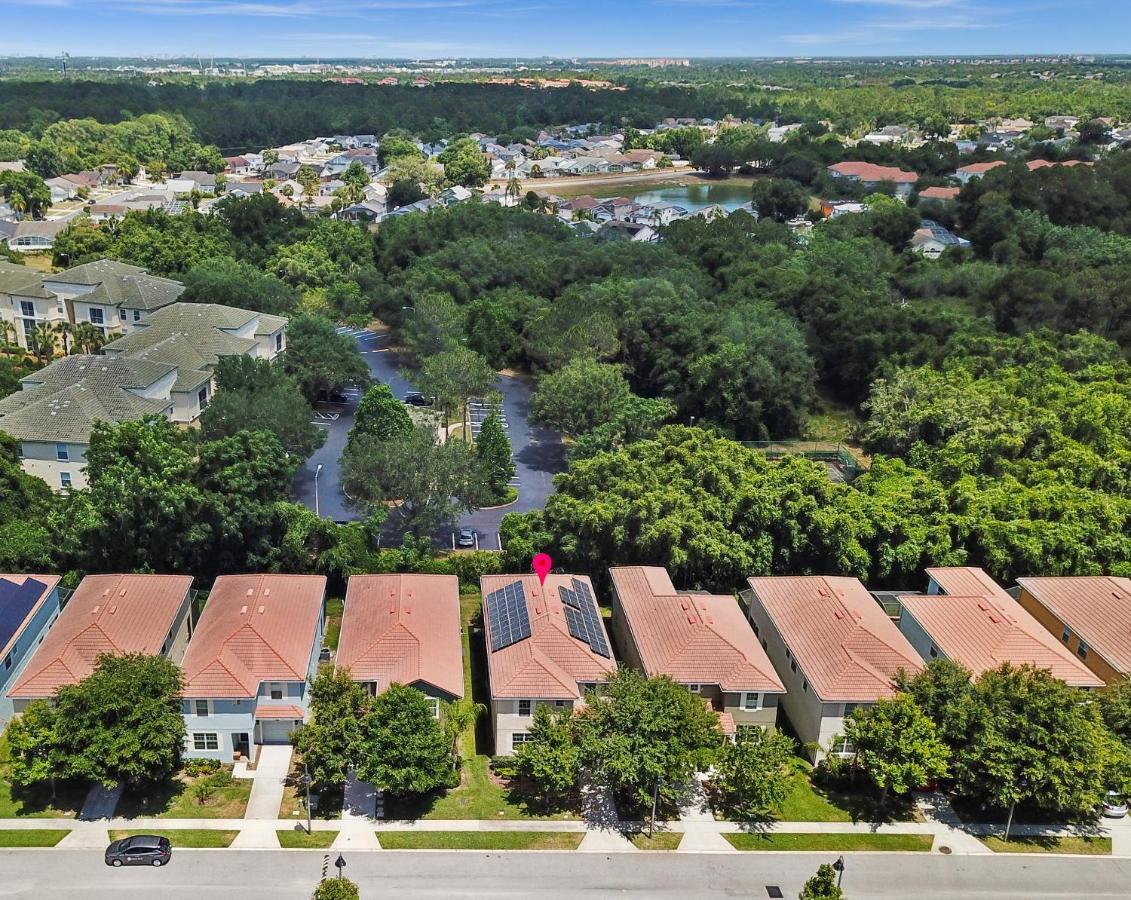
[591,179,754,212]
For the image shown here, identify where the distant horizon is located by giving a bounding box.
[1,0,1127,60]
[1,53,1128,63]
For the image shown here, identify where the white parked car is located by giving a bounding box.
[1102,791,1128,818]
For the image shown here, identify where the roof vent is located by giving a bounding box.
[120,589,127,597]
[687,615,696,625]
[263,588,270,597]
[92,605,100,614]
[257,605,265,614]
[102,589,111,597]
[239,605,247,615]
[834,610,845,620]
[246,589,254,597]
[680,599,690,611]
[108,606,117,615]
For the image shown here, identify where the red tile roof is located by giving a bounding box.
[1025,159,1094,171]
[926,567,1014,603]
[180,575,326,699]
[1017,576,1131,674]
[255,704,305,719]
[827,161,918,184]
[0,574,60,660]
[958,161,1006,175]
[919,186,960,200]
[899,594,1102,687]
[746,576,923,702]
[336,575,464,699]
[480,574,616,700]
[8,574,192,698]
[610,566,784,694]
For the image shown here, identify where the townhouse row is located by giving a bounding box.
[1,566,1126,763]
[0,572,462,762]
[482,566,1129,759]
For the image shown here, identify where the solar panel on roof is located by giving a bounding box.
[559,585,580,609]
[0,578,48,653]
[563,605,587,643]
[560,578,611,658]
[484,580,532,652]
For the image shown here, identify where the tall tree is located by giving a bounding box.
[355,683,454,797]
[530,358,631,436]
[503,704,579,805]
[282,314,371,402]
[711,726,795,821]
[475,412,514,502]
[348,383,413,449]
[292,668,373,787]
[410,347,497,441]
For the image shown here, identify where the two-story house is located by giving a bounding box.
[744,576,923,760]
[481,573,617,755]
[5,574,194,714]
[180,574,326,762]
[898,567,1102,689]
[609,566,785,738]
[0,575,63,723]
[335,575,464,716]
[42,260,184,338]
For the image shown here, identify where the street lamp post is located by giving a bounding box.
[314,463,323,517]
[833,855,846,888]
[334,853,347,880]
[649,776,661,838]
[303,762,313,835]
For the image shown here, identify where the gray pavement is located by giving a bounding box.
[291,327,565,546]
[243,745,292,820]
[5,849,1131,899]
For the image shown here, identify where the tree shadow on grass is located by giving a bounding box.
[6,779,86,817]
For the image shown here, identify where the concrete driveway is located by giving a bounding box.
[291,327,566,547]
[244,745,293,820]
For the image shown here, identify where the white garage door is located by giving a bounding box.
[259,719,297,744]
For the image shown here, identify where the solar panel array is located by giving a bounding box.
[559,578,611,658]
[0,577,48,653]
[484,580,532,652]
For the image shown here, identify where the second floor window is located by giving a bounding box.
[19,301,35,319]
[270,684,284,700]
[195,699,209,717]
[743,692,761,711]
[518,699,531,716]
[55,443,69,461]
[89,308,104,326]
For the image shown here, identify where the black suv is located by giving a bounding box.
[404,392,434,407]
[105,834,173,867]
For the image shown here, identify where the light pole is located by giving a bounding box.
[649,776,661,838]
[314,463,323,517]
[833,855,845,888]
[303,762,313,835]
[334,853,347,880]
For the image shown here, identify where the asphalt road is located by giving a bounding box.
[291,327,565,547]
[6,849,1131,899]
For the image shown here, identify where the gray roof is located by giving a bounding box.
[0,262,52,299]
[49,260,184,312]
[0,356,174,444]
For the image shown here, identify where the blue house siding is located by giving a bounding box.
[182,698,256,762]
[898,609,944,664]
[0,587,61,724]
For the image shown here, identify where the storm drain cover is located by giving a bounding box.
[766,888,784,899]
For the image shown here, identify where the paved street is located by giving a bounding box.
[291,327,565,546]
[5,849,1131,899]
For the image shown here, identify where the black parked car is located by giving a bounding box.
[404,391,434,407]
[105,835,172,867]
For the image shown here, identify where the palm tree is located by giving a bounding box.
[52,321,73,355]
[0,320,17,357]
[72,322,106,355]
[30,323,56,362]
[441,699,486,767]
[9,193,27,221]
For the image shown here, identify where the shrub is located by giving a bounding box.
[192,778,216,806]
[185,758,221,777]
[210,767,233,788]
[313,877,360,900]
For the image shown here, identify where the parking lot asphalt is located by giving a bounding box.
[291,327,566,548]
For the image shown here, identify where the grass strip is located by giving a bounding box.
[0,829,70,847]
[725,832,934,852]
[377,831,583,850]
[979,835,1111,855]
[108,829,238,848]
[628,831,683,850]
[277,829,337,849]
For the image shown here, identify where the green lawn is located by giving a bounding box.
[377,831,583,850]
[776,761,853,823]
[324,598,344,652]
[0,829,70,846]
[277,829,338,849]
[979,835,1112,855]
[114,770,252,819]
[384,591,578,822]
[629,831,683,850]
[0,733,86,819]
[725,832,934,852]
[109,829,238,848]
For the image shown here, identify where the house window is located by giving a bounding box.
[427,697,440,718]
[59,472,72,490]
[57,299,65,315]
[751,622,760,637]
[802,679,809,692]
[685,684,701,694]
[929,645,939,659]
[192,733,219,751]
[829,735,854,756]
[133,310,141,322]
[790,659,797,673]
[843,703,861,716]
[761,638,768,650]
[1077,641,1089,660]
[55,443,69,461]
[275,333,283,352]
[3,655,10,670]
[1061,626,1071,643]
[19,301,35,319]
[511,733,531,750]
[194,699,210,717]
[198,386,209,410]
[518,699,532,716]
[270,684,284,700]
[89,308,104,326]
[554,700,566,708]
[580,683,597,695]
[743,693,761,711]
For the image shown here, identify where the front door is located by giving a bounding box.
[233,732,250,757]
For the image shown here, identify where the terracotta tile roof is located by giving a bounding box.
[919,186,960,200]
[254,704,305,719]
[0,574,60,660]
[180,575,326,699]
[336,575,464,699]
[745,576,923,702]
[926,567,1014,603]
[958,161,1006,175]
[827,161,918,184]
[7,574,192,699]
[610,566,784,694]
[1016,576,1131,674]
[899,594,1102,687]
[716,710,736,735]
[480,574,616,700]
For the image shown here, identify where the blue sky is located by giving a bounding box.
[1,0,1127,60]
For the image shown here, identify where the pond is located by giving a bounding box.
[590,178,754,212]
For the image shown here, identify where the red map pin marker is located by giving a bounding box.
[532,552,553,587]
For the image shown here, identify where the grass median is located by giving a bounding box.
[377,831,584,850]
[628,831,683,850]
[109,830,238,849]
[725,832,934,852]
[979,835,1111,855]
[0,829,70,847]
